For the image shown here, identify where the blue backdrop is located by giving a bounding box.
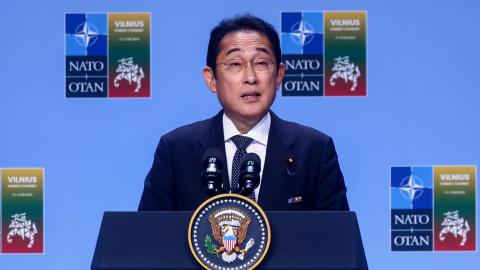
[1,0,479,269]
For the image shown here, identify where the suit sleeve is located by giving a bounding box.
[314,137,350,211]
[138,135,176,211]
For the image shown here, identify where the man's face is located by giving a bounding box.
[204,30,285,126]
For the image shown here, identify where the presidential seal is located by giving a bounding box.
[188,194,271,270]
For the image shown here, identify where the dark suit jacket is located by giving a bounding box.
[138,111,349,211]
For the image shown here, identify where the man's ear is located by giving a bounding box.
[275,63,286,90]
[203,66,217,93]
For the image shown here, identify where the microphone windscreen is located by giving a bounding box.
[242,152,261,170]
[203,147,224,165]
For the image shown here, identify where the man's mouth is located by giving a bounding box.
[241,92,261,100]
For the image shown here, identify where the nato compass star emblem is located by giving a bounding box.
[189,194,271,270]
[399,174,425,208]
[290,20,315,46]
[74,22,99,48]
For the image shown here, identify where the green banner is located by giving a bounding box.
[1,168,44,253]
[433,166,476,251]
[324,12,367,96]
[108,13,151,98]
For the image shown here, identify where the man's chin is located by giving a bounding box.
[240,110,268,123]
[227,108,262,119]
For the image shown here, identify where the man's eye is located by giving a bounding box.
[228,61,243,67]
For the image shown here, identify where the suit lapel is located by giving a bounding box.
[258,112,295,210]
[197,111,231,191]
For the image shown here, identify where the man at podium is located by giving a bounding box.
[138,15,349,211]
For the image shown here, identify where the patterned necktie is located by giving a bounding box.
[230,135,256,201]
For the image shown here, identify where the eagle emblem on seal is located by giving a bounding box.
[207,207,255,263]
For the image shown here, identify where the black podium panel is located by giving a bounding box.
[92,211,195,269]
[265,212,367,269]
[91,211,367,270]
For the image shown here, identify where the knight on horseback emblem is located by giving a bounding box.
[439,210,470,246]
[329,56,361,91]
[113,57,145,92]
[6,213,38,248]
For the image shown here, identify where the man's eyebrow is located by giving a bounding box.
[225,47,272,56]
[226,48,241,56]
[255,47,271,55]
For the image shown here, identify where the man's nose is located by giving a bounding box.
[243,61,258,84]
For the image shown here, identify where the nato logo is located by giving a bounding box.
[391,167,433,251]
[65,13,107,56]
[281,12,323,54]
[391,167,433,209]
[281,12,324,96]
[65,13,108,98]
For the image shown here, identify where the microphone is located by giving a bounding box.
[236,152,261,197]
[201,148,226,196]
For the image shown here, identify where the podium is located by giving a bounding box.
[91,211,367,269]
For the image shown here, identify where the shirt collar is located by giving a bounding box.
[223,112,270,146]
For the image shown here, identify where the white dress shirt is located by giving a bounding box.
[223,112,270,201]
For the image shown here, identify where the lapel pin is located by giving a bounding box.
[288,196,303,204]
[286,156,296,176]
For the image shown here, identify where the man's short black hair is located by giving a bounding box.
[206,14,281,73]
